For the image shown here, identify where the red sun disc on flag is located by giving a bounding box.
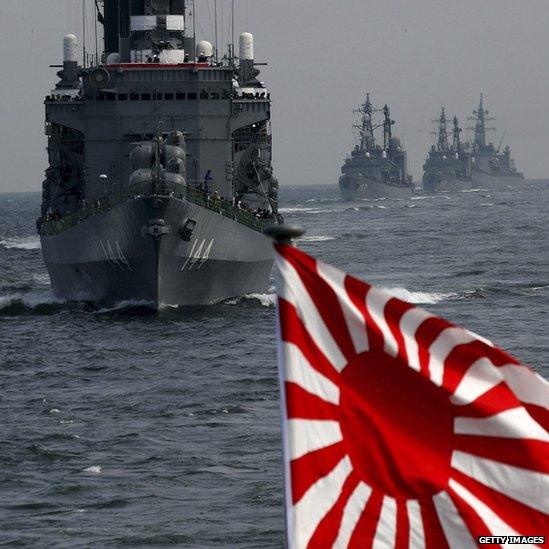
[275,243,549,549]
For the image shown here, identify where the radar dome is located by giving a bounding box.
[63,34,78,63]
[106,52,120,65]
[239,32,254,60]
[196,41,213,60]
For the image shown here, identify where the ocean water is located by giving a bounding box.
[0,182,547,546]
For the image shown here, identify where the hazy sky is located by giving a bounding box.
[1,0,548,193]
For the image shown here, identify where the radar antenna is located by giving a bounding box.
[431,107,449,153]
[468,93,495,151]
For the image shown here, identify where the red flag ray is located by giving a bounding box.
[450,468,549,534]
[442,340,519,395]
[290,441,347,505]
[285,382,339,421]
[348,490,384,548]
[279,245,357,362]
[419,498,450,549]
[454,435,549,472]
[383,298,415,362]
[415,317,453,376]
[394,499,410,549]
[452,382,521,418]
[307,473,361,547]
[279,298,340,385]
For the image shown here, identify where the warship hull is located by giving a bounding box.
[339,175,413,201]
[470,171,525,189]
[423,174,471,193]
[41,197,273,308]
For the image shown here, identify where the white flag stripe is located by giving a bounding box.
[275,252,348,372]
[288,419,343,461]
[283,342,340,405]
[454,407,549,442]
[399,307,436,371]
[316,261,369,354]
[451,451,549,513]
[334,482,373,549]
[451,357,506,406]
[448,479,535,547]
[433,491,477,548]
[500,365,549,409]
[428,327,477,386]
[372,496,397,549]
[291,456,353,549]
[407,500,426,549]
[365,287,398,357]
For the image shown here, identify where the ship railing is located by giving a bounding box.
[40,183,276,236]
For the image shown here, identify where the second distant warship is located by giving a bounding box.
[339,94,414,200]
[423,108,471,192]
[467,94,524,187]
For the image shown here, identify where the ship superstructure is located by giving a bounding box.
[339,94,413,200]
[38,0,279,307]
[467,94,524,187]
[423,108,471,192]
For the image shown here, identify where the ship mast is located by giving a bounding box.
[432,107,449,153]
[469,93,495,151]
[452,115,462,152]
[382,105,395,153]
[354,93,376,152]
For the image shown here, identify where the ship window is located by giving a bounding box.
[106,93,116,101]
[164,93,174,100]
[130,93,139,100]
[96,93,105,101]
[211,93,220,100]
[188,93,197,100]
[153,93,162,100]
[200,91,209,100]
[118,93,128,101]
[176,92,186,100]
[141,93,151,101]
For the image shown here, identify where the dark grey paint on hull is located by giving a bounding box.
[423,175,471,193]
[41,198,273,307]
[339,176,413,201]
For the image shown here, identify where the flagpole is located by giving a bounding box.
[265,224,305,548]
[264,224,305,245]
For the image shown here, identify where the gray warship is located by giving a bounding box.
[339,94,413,200]
[467,94,524,187]
[423,108,471,192]
[37,0,279,308]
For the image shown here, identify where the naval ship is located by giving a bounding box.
[37,0,279,308]
[423,108,471,192]
[467,94,524,187]
[339,94,413,200]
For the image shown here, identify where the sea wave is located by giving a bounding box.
[0,292,65,315]
[225,293,276,308]
[0,236,41,250]
[383,287,456,305]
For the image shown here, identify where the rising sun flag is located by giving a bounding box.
[273,241,548,548]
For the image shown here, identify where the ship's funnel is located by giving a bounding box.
[239,32,254,60]
[63,34,78,63]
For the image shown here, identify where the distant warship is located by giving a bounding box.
[339,94,413,200]
[423,108,471,192]
[467,94,524,187]
[37,0,279,308]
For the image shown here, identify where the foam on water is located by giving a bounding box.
[383,287,456,305]
[0,235,41,250]
[226,293,276,307]
[83,466,102,474]
[0,291,65,314]
[300,235,336,242]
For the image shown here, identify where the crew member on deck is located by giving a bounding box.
[203,170,214,193]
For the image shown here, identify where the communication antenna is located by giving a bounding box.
[82,0,87,67]
[214,0,219,62]
[232,0,236,60]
